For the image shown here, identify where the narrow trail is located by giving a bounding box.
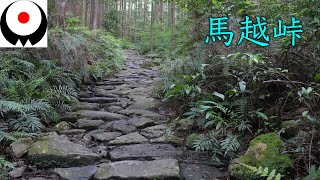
[25,50,226,180]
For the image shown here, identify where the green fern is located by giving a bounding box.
[9,113,43,132]
[0,99,51,115]
[0,156,14,169]
[239,163,282,180]
[0,129,16,142]
[304,165,320,180]
[193,131,240,162]
[221,135,240,156]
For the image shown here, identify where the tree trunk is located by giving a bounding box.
[138,0,142,18]
[150,0,154,52]
[159,0,164,31]
[168,0,171,27]
[90,0,95,29]
[170,0,175,50]
[82,0,87,26]
[134,0,138,41]
[93,0,99,29]
[143,0,147,31]
[128,0,132,37]
[122,0,127,37]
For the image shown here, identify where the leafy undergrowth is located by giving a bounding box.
[159,50,320,179]
[0,27,124,176]
[157,0,320,177]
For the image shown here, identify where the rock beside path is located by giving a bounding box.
[91,132,123,142]
[109,143,181,161]
[182,164,225,180]
[10,138,33,158]
[109,132,148,145]
[77,110,126,121]
[94,159,180,179]
[28,135,100,167]
[54,166,98,180]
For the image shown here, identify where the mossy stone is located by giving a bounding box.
[179,118,194,127]
[186,133,200,149]
[28,135,99,168]
[281,120,299,137]
[53,121,71,132]
[229,133,292,179]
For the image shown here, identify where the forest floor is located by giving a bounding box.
[22,50,227,180]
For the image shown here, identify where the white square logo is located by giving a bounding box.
[0,0,47,48]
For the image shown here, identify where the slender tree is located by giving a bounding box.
[143,0,148,31]
[122,0,127,37]
[170,0,175,50]
[150,0,155,52]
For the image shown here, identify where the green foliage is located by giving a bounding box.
[193,131,240,163]
[0,155,14,178]
[186,133,199,149]
[0,27,124,145]
[48,28,124,80]
[304,165,320,180]
[229,134,290,179]
[237,163,282,180]
[0,156,14,169]
[103,9,121,37]
[240,133,292,173]
[65,13,80,28]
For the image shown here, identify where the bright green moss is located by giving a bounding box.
[230,133,292,179]
[186,133,199,149]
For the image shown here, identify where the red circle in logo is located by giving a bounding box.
[18,12,29,24]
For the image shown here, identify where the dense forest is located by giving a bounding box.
[0,0,319,179]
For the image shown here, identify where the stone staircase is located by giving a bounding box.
[24,50,226,180]
[27,50,181,179]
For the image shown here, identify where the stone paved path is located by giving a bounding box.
[25,50,226,180]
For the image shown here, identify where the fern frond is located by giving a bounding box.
[0,156,14,169]
[9,113,43,132]
[221,135,240,156]
[239,163,282,180]
[0,100,25,114]
[0,129,16,142]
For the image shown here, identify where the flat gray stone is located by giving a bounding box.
[105,120,137,134]
[10,138,33,158]
[9,166,26,178]
[28,135,100,167]
[127,97,160,110]
[58,129,86,135]
[60,112,78,122]
[128,117,155,128]
[109,143,181,161]
[108,105,124,112]
[77,110,126,121]
[93,89,118,98]
[94,159,180,179]
[182,164,225,180]
[107,101,129,109]
[77,119,104,130]
[73,102,100,111]
[91,132,122,142]
[150,135,183,146]
[118,109,162,120]
[109,132,148,145]
[82,129,106,144]
[140,124,167,138]
[79,97,118,104]
[93,85,114,90]
[54,166,97,180]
